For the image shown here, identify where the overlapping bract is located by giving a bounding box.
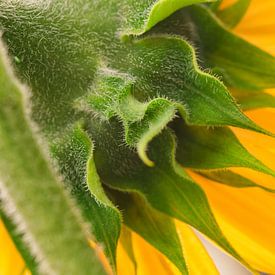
[0,0,275,274]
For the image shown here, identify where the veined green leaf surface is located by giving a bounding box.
[0,42,106,275]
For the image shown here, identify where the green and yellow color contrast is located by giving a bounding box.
[0,0,275,274]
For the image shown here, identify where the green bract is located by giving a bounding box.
[0,44,106,275]
[0,0,274,274]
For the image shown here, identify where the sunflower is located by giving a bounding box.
[0,0,275,274]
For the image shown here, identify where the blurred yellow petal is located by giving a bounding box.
[175,221,219,275]
[0,220,25,275]
[266,89,275,97]
[222,0,275,55]
[230,167,275,191]
[190,171,275,273]
[233,109,275,169]
[116,240,136,275]
[132,232,180,275]
[230,108,275,190]
[245,108,275,133]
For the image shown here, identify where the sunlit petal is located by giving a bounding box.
[132,232,180,275]
[175,220,219,275]
[116,241,136,275]
[233,109,275,168]
[0,220,26,275]
[190,171,275,273]
[229,108,275,190]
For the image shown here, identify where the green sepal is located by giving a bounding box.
[110,190,188,274]
[0,41,106,275]
[52,125,121,270]
[1,3,268,137]
[85,69,176,166]
[173,119,275,177]
[198,170,275,192]
[151,5,275,91]
[188,5,275,90]
[85,37,269,165]
[1,1,272,274]
[89,120,250,269]
[127,36,269,135]
[122,0,212,35]
[216,0,251,28]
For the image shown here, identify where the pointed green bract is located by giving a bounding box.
[89,121,250,269]
[198,170,275,192]
[151,5,275,91]
[52,126,121,269]
[0,42,106,275]
[123,0,212,35]
[111,191,188,274]
[84,33,269,165]
[127,36,268,135]
[1,0,275,273]
[86,69,176,166]
[173,119,275,177]
[1,2,268,139]
[188,5,275,90]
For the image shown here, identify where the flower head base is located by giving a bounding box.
[0,0,275,274]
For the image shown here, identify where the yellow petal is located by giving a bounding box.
[222,0,275,55]
[131,232,180,275]
[190,171,275,273]
[245,108,275,134]
[266,89,275,97]
[116,240,136,275]
[230,108,275,190]
[0,219,26,275]
[175,220,219,275]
